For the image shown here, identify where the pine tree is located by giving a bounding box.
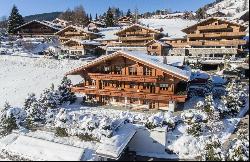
[95,13,98,20]
[105,7,115,27]
[126,9,132,17]
[202,136,225,161]
[58,76,76,104]
[89,14,92,21]
[196,8,206,20]
[7,5,24,34]
[23,93,37,111]
[39,88,58,110]
[0,113,18,136]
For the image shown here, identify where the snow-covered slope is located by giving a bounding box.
[0,55,85,108]
[139,18,197,38]
[206,0,249,16]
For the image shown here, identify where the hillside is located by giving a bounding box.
[203,0,249,16]
[24,12,62,22]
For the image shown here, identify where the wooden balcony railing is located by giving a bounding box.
[187,33,204,38]
[71,86,187,101]
[88,73,158,82]
[119,36,154,41]
[197,24,228,31]
[189,40,247,46]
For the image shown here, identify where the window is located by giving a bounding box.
[151,46,158,49]
[114,66,122,75]
[143,83,150,89]
[144,67,152,76]
[92,80,96,86]
[160,84,169,90]
[129,67,137,75]
[129,82,136,88]
[104,66,111,73]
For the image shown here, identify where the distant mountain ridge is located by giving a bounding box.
[24,12,62,22]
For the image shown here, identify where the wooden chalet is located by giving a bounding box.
[162,38,188,48]
[113,24,163,47]
[61,39,101,56]
[118,16,133,26]
[66,51,191,111]
[145,40,172,56]
[182,17,247,49]
[208,11,227,18]
[55,25,102,43]
[15,20,61,37]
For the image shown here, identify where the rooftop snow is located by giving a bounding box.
[96,123,136,160]
[95,27,122,41]
[0,134,85,161]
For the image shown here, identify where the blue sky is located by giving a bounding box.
[0,0,215,18]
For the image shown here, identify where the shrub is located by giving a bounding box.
[77,133,100,142]
[55,127,68,137]
[187,122,202,137]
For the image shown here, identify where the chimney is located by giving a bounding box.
[163,56,168,64]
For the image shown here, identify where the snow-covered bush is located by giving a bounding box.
[39,86,59,110]
[187,122,202,137]
[181,109,207,124]
[57,76,76,104]
[201,135,225,161]
[25,101,45,128]
[55,127,68,137]
[0,102,26,136]
[23,93,37,110]
[54,108,70,137]
[227,129,249,161]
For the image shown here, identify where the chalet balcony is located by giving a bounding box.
[122,31,150,36]
[189,40,247,46]
[197,24,228,31]
[64,31,82,35]
[88,73,158,82]
[188,41,203,46]
[71,86,187,102]
[119,36,154,41]
[187,33,204,38]
[203,32,246,38]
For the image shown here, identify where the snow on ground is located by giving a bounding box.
[139,18,198,38]
[0,55,85,108]
[206,0,249,15]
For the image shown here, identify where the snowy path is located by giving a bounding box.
[0,55,85,108]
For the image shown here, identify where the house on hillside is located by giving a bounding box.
[145,40,172,56]
[117,16,134,26]
[61,39,102,58]
[163,17,248,70]
[66,50,191,111]
[208,11,227,18]
[15,20,62,37]
[55,25,102,43]
[106,24,164,54]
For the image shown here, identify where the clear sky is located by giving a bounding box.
[0,0,215,18]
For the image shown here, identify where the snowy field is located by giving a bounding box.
[139,18,198,38]
[0,55,85,108]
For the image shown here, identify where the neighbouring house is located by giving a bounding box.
[15,20,62,37]
[117,16,134,26]
[61,39,102,57]
[208,11,227,18]
[106,24,164,53]
[163,17,248,70]
[66,50,191,111]
[54,25,102,44]
[145,40,172,56]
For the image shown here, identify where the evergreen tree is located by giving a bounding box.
[39,87,58,110]
[0,113,18,136]
[23,93,37,111]
[58,76,76,104]
[95,13,98,20]
[25,101,45,128]
[105,7,115,27]
[202,136,225,161]
[7,5,24,34]
[126,9,132,17]
[196,8,206,20]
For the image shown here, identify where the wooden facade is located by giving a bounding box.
[118,16,133,25]
[15,20,61,37]
[67,51,189,111]
[114,24,162,47]
[163,18,247,49]
[55,25,101,44]
[145,40,172,56]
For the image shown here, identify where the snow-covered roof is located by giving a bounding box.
[63,39,101,46]
[190,71,210,80]
[0,134,85,161]
[55,25,101,36]
[145,39,172,46]
[164,56,185,67]
[66,50,191,81]
[15,20,62,31]
[96,123,136,160]
[115,23,161,35]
